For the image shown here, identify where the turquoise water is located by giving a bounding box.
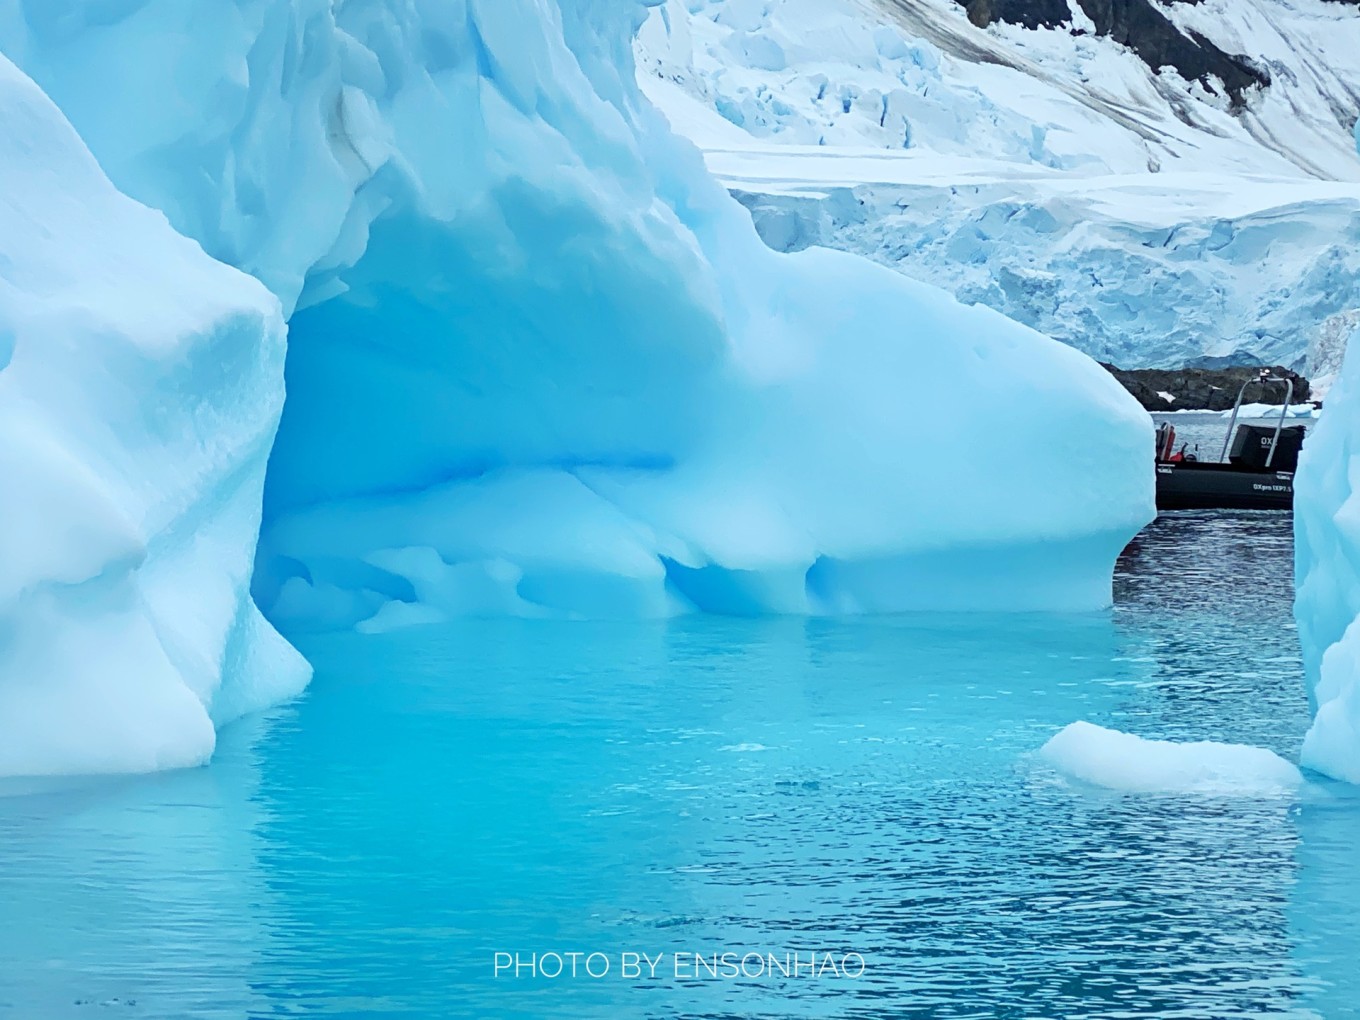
[4,513,1360,1018]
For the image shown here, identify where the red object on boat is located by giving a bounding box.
[1156,422,1177,461]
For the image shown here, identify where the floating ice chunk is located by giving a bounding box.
[1040,722,1304,796]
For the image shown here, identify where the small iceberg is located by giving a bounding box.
[1040,721,1303,796]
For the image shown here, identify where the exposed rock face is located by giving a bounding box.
[970,0,1070,29]
[1102,364,1313,411]
[1082,0,1268,104]
[955,0,1270,105]
[965,0,993,29]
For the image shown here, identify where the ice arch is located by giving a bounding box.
[0,0,1152,774]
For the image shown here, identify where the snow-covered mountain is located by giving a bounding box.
[638,0,1360,383]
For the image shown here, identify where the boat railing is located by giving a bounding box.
[1218,370,1294,467]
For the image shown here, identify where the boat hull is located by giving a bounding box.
[1155,462,1293,511]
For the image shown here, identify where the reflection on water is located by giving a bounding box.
[2,511,1359,1018]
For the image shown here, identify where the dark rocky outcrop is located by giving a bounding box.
[1101,363,1312,411]
[956,0,1271,106]
[966,0,1071,29]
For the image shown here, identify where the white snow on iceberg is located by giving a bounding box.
[1040,722,1304,796]
[0,55,308,778]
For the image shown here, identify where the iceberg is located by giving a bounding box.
[1297,112,1360,779]
[1296,320,1360,784]
[0,54,308,777]
[1041,722,1304,796]
[1,1,1152,775]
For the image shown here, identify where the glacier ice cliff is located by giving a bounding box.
[1,0,1152,775]
[0,54,308,777]
[638,0,1360,376]
[729,169,1360,377]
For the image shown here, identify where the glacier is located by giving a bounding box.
[638,0,1360,377]
[0,0,1152,776]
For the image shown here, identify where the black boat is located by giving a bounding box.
[1154,370,1307,512]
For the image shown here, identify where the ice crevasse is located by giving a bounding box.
[0,0,1152,777]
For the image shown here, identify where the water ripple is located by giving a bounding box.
[3,512,1359,1017]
